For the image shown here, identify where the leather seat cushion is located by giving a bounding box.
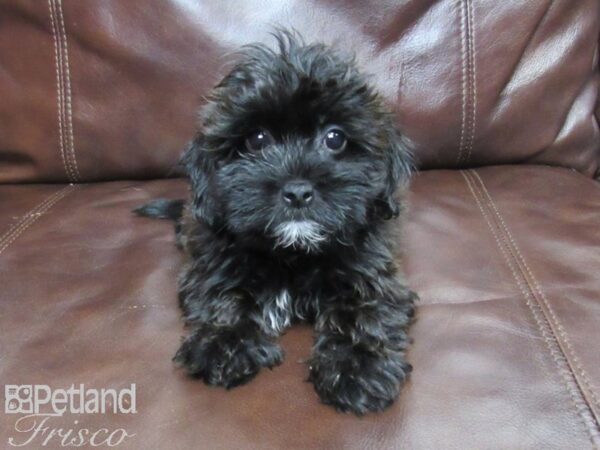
[1,165,598,449]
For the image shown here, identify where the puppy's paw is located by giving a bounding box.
[174,325,283,388]
[309,337,411,415]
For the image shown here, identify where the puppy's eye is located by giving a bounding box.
[324,129,346,152]
[245,130,273,151]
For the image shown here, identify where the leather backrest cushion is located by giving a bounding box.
[1,0,599,183]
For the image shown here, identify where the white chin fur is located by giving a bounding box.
[273,220,326,251]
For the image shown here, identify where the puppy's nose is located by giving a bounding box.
[282,180,314,207]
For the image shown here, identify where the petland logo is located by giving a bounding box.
[4,384,136,447]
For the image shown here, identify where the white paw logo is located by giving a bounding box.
[4,385,33,414]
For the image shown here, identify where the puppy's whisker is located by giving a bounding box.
[264,213,277,233]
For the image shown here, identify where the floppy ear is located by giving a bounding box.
[377,126,414,220]
[182,134,219,227]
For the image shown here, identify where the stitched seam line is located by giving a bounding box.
[0,185,77,256]
[456,0,468,165]
[56,0,80,181]
[463,170,600,448]
[48,0,73,182]
[0,189,68,248]
[471,170,600,417]
[462,171,600,447]
[464,0,476,164]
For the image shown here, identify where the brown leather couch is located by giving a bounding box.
[1,1,599,449]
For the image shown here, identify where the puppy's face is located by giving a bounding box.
[185,34,411,252]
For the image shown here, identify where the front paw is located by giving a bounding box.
[309,336,411,415]
[174,325,283,388]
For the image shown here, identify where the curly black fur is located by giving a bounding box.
[136,31,418,415]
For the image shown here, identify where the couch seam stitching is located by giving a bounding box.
[456,0,468,166]
[0,185,77,256]
[48,0,73,182]
[471,170,600,416]
[464,170,600,447]
[0,189,67,249]
[464,0,476,164]
[55,0,80,182]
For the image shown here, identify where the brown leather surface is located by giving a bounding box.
[2,0,600,447]
[1,0,599,183]
[596,32,600,178]
[1,166,599,449]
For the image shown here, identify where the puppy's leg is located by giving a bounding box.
[309,283,416,415]
[174,268,283,388]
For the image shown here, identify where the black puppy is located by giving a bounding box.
[136,31,417,415]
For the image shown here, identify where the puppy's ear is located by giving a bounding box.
[182,134,219,226]
[377,125,413,220]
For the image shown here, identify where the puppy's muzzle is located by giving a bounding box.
[281,180,314,208]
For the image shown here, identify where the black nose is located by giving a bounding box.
[282,180,314,207]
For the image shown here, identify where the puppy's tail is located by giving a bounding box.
[133,199,185,221]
